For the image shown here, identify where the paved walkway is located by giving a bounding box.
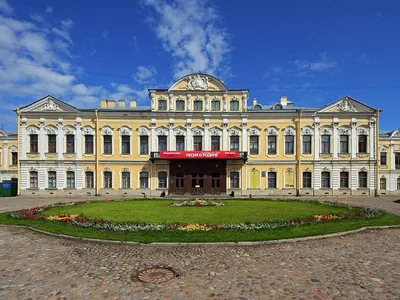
[0,196,399,299]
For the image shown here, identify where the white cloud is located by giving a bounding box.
[61,19,73,30]
[0,0,13,15]
[89,48,97,56]
[30,14,46,23]
[294,53,336,72]
[46,6,53,13]
[52,27,73,45]
[142,0,230,78]
[134,65,157,84]
[102,30,109,39]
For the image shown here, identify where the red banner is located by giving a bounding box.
[160,151,239,159]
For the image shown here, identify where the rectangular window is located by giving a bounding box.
[176,135,185,150]
[158,100,167,110]
[11,152,18,166]
[340,172,349,188]
[30,171,38,188]
[321,171,330,188]
[230,171,239,188]
[48,134,57,153]
[211,100,220,111]
[122,171,130,189]
[103,135,112,154]
[193,136,202,151]
[66,134,75,153]
[176,100,185,111]
[30,134,38,153]
[140,171,149,188]
[121,136,130,154]
[285,135,294,154]
[397,178,400,190]
[340,135,349,153]
[48,171,57,188]
[85,171,94,188]
[230,136,239,151]
[268,136,277,155]
[303,172,311,188]
[211,136,220,151]
[158,171,167,188]
[302,135,311,154]
[380,178,386,190]
[193,101,203,111]
[104,171,112,188]
[395,153,400,169]
[268,172,277,188]
[359,171,367,188]
[230,101,239,111]
[380,152,387,165]
[250,136,259,155]
[85,135,94,154]
[321,135,330,154]
[158,136,167,151]
[66,171,75,188]
[140,136,149,155]
[358,135,367,153]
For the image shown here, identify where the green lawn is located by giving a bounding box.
[42,200,355,224]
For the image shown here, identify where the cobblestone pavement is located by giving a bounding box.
[0,196,399,299]
[0,227,399,299]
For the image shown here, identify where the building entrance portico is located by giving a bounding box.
[169,160,226,195]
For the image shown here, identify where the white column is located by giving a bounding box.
[20,118,27,160]
[241,123,248,152]
[186,121,192,151]
[169,93,174,111]
[204,121,210,150]
[390,143,395,170]
[333,118,338,159]
[314,119,320,160]
[169,120,174,151]
[205,94,210,112]
[351,118,357,159]
[57,118,63,160]
[39,118,45,160]
[151,119,157,152]
[369,119,375,159]
[3,142,8,167]
[222,120,228,150]
[76,118,82,160]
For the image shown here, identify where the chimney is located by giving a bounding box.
[130,100,137,107]
[118,100,126,107]
[108,100,116,108]
[280,96,288,106]
[252,98,257,106]
[100,99,107,108]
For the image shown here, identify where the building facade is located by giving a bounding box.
[14,73,400,196]
[0,129,18,182]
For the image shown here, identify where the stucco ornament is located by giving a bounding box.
[284,127,296,136]
[228,127,241,136]
[320,127,333,135]
[390,130,400,137]
[187,75,209,90]
[45,127,57,135]
[82,126,94,135]
[191,127,204,136]
[267,127,278,136]
[301,127,314,135]
[9,146,18,152]
[173,127,186,136]
[138,127,149,136]
[101,126,113,135]
[119,126,132,136]
[27,126,39,134]
[357,127,369,135]
[156,127,169,136]
[248,127,260,136]
[39,99,60,111]
[209,127,222,136]
[337,100,356,112]
[338,127,350,135]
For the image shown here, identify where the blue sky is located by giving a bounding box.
[0,0,399,131]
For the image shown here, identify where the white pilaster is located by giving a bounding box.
[76,117,82,160]
[20,118,27,160]
[38,166,46,190]
[241,118,248,152]
[151,119,157,152]
[333,118,338,159]
[169,93,174,111]
[204,119,210,150]
[351,118,357,159]
[369,118,375,160]
[150,93,155,111]
[205,94,210,112]
[3,142,8,167]
[223,94,227,111]
[169,119,174,151]
[222,119,228,150]
[186,119,192,151]
[39,118,45,160]
[187,94,191,112]
[390,142,395,170]
[57,118,63,160]
[314,118,320,160]
[76,163,83,189]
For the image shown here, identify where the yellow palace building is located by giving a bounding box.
[11,73,400,197]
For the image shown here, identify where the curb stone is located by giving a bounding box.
[1,224,399,247]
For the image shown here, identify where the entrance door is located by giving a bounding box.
[210,173,220,194]
[191,173,205,195]
[173,173,185,195]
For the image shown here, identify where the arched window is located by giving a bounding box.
[104,171,112,188]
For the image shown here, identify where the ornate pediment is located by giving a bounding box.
[317,96,375,114]
[173,126,186,136]
[191,126,204,136]
[228,126,241,136]
[301,127,314,135]
[155,126,169,136]
[168,73,228,92]
[209,126,222,136]
[248,127,261,136]
[390,130,400,138]
[137,127,149,136]
[284,127,296,136]
[266,126,278,136]
[19,95,79,113]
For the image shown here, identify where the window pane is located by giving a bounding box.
[359,171,367,188]
[380,152,387,165]
[85,171,94,188]
[140,171,149,188]
[321,171,330,188]
[11,152,18,165]
[211,101,220,111]
[158,171,167,188]
[66,134,75,153]
[358,135,367,153]
[104,171,112,188]
[158,136,167,151]
[121,136,130,154]
[321,135,330,154]
[48,171,57,188]
[303,172,311,188]
[85,135,94,154]
[48,134,57,153]
[194,101,203,111]
[140,136,149,154]
[380,178,386,190]
[302,135,311,154]
[268,136,277,154]
[103,135,112,154]
[340,172,349,188]
[230,100,239,111]
[340,135,348,153]
[395,153,400,169]
[122,172,130,188]
[176,135,185,150]
[230,171,239,188]
[158,100,167,110]
[30,134,38,153]
[268,172,277,188]
[30,171,38,188]
[250,136,258,155]
[66,171,75,188]
[285,135,294,154]
[230,136,239,150]
[176,100,185,111]
[211,136,220,151]
[193,136,202,151]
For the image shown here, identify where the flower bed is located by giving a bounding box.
[170,200,225,207]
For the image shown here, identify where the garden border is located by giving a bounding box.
[1,224,399,246]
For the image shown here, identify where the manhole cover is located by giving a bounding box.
[132,265,179,284]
